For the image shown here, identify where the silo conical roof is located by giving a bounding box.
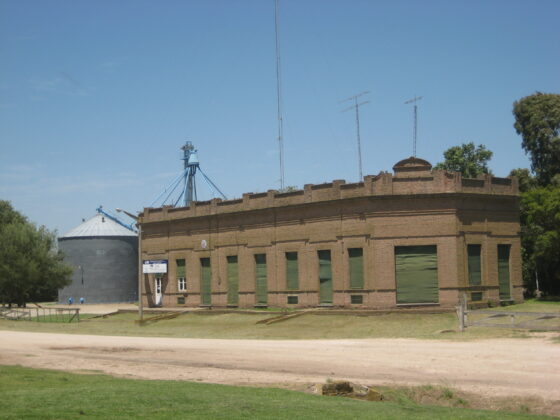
[60,213,137,238]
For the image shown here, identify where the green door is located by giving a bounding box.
[318,250,333,304]
[286,252,299,290]
[200,258,211,305]
[255,254,267,305]
[467,245,482,286]
[227,255,238,305]
[395,245,438,304]
[497,245,511,300]
[348,248,364,289]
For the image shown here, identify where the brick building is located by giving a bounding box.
[138,157,522,309]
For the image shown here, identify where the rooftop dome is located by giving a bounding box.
[393,156,432,170]
[60,213,137,238]
[392,157,432,178]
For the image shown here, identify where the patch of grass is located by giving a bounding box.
[491,299,560,313]
[377,384,557,417]
[471,299,560,332]
[0,366,550,420]
[535,296,560,302]
[0,310,555,341]
[441,387,454,400]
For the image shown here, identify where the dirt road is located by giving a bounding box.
[1,331,558,401]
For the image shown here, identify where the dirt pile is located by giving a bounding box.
[317,380,383,401]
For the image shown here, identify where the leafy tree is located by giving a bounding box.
[519,186,560,295]
[0,200,26,225]
[513,92,560,186]
[0,201,72,306]
[509,168,538,193]
[434,142,493,178]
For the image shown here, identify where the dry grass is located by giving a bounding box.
[377,384,560,418]
[1,298,557,340]
[0,310,554,341]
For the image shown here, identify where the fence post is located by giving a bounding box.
[458,303,464,332]
[457,292,468,332]
[457,294,463,333]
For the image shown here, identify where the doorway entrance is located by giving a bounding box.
[155,277,163,306]
[318,250,333,304]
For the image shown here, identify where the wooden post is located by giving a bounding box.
[457,292,467,332]
[463,292,468,328]
[458,303,465,332]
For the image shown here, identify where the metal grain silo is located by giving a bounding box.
[58,209,138,304]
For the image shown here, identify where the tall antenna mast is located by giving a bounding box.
[404,95,423,157]
[340,91,370,180]
[274,0,285,190]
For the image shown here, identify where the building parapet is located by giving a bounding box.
[140,157,518,223]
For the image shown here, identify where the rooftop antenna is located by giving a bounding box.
[340,91,370,180]
[275,0,285,190]
[404,95,423,157]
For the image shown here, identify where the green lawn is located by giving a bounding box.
[0,366,551,420]
[488,298,560,313]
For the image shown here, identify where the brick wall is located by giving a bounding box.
[139,158,522,309]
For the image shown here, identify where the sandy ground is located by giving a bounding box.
[0,330,559,404]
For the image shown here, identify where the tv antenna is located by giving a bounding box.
[404,95,423,157]
[274,0,285,190]
[340,91,370,180]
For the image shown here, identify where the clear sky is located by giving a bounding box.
[1,0,559,235]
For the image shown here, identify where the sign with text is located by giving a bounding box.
[143,260,168,274]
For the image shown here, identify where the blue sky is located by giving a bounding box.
[1,0,559,235]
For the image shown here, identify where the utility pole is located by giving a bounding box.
[116,208,142,321]
[341,91,370,180]
[404,95,423,157]
[274,0,285,190]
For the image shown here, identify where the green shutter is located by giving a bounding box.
[467,245,482,286]
[227,255,238,305]
[286,252,299,290]
[176,259,186,278]
[255,254,267,305]
[349,248,364,289]
[318,250,333,304]
[497,245,511,300]
[395,245,438,304]
[200,258,211,305]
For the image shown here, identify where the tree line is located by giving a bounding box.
[436,92,560,296]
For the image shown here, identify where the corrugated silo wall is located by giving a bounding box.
[58,236,138,304]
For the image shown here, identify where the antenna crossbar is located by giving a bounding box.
[340,91,370,180]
